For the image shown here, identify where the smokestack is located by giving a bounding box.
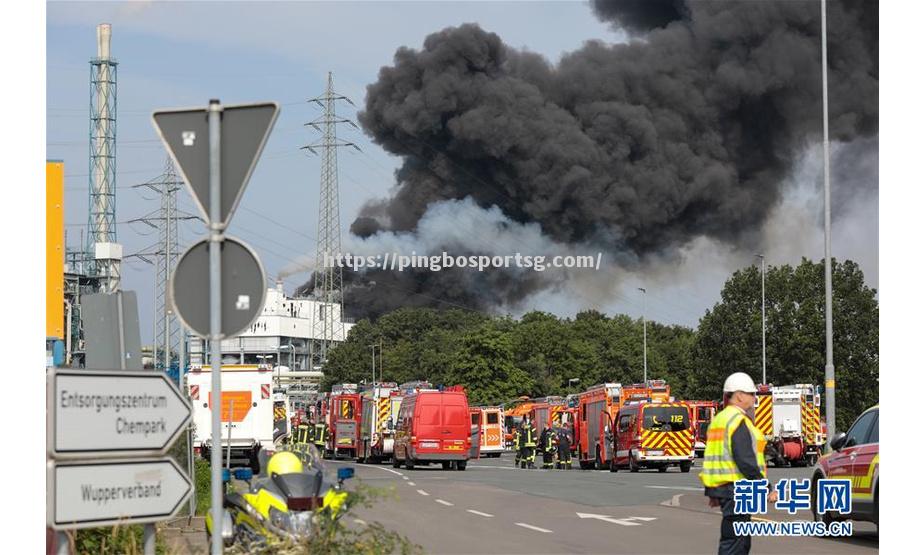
[89,22,121,291]
[97,23,111,59]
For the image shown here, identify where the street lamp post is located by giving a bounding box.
[756,254,766,385]
[367,343,378,389]
[821,0,837,445]
[638,287,647,384]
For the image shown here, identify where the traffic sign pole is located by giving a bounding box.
[208,99,224,555]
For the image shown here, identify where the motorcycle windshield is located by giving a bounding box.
[273,472,324,499]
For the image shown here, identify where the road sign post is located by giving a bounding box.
[153,99,278,555]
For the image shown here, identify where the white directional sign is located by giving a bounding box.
[49,369,191,458]
[49,458,191,530]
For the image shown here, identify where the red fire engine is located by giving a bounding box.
[329,383,361,458]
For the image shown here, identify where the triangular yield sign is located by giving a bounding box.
[152,102,279,225]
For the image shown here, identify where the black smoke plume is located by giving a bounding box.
[308,0,878,319]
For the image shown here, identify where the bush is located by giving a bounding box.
[224,483,421,555]
[194,457,212,516]
[67,524,166,555]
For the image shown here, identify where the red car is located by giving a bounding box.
[811,405,879,527]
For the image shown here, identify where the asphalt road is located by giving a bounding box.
[329,452,878,555]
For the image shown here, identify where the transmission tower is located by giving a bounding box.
[126,157,200,370]
[302,72,359,366]
[86,23,122,292]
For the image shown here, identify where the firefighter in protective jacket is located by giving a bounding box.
[556,428,573,470]
[539,427,556,469]
[513,426,522,467]
[519,415,537,469]
[313,420,329,457]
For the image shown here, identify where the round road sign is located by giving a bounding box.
[170,235,266,338]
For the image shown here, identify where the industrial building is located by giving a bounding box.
[187,279,354,371]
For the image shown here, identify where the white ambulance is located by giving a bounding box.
[188,364,275,473]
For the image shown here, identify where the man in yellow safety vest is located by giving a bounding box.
[699,372,777,555]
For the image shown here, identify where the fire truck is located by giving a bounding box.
[576,383,623,469]
[188,364,275,473]
[688,400,718,457]
[755,383,823,467]
[528,396,570,436]
[356,382,400,463]
[329,383,361,459]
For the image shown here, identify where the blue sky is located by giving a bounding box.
[47,1,878,339]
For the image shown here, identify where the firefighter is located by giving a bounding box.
[519,415,537,469]
[313,419,329,458]
[295,422,312,456]
[513,426,522,467]
[556,427,573,470]
[539,426,556,469]
[700,372,778,555]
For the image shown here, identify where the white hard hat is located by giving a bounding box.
[723,372,757,393]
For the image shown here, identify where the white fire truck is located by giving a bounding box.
[188,364,276,473]
[755,383,823,467]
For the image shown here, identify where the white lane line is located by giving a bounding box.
[354,518,367,526]
[417,489,430,496]
[467,510,494,518]
[408,482,416,486]
[436,499,454,506]
[645,485,702,491]
[515,522,553,533]
[329,459,405,478]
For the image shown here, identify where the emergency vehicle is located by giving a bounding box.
[188,364,275,473]
[610,400,694,473]
[755,383,823,467]
[393,390,472,470]
[470,406,505,458]
[356,382,399,463]
[528,396,570,437]
[576,383,623,469]
[329,383,361,459]
[688,400,718,457]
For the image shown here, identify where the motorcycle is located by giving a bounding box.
[206,444,354,549]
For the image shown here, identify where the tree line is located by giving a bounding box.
[323,258,878,431]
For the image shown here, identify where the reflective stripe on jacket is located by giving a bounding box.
[699,405,767,488]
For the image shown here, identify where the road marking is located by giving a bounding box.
[515,522,552,533]
[436,499,454,506]
[467,465,520,471]
[354,518,367,526]
[408,482,416,486]
[329,459,405,478]
[646,485,702,491]
[467,510,494,518]
[661,494,684,507]
[417,489,430,496]
[576,512,641,526]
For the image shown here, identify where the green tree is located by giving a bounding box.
[448,321,533,405]
[692,258,878,431]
